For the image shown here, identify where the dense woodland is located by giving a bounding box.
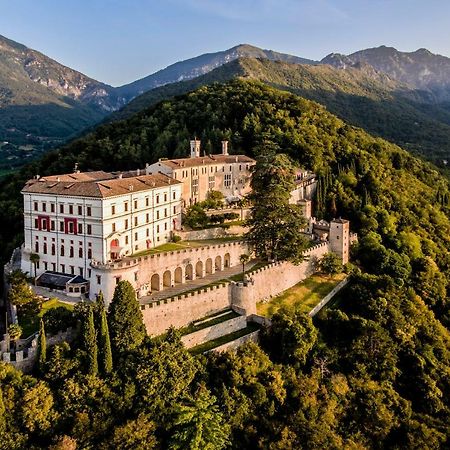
[0,80,449,448]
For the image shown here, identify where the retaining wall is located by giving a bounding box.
[208,330,259,353]
[141,283,232,336]
[181,315,247,348]
[177,225,247,241]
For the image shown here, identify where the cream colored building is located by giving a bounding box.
[146,139,255,208]
[21,170,182,298]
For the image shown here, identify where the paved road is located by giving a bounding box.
[139,260,258,304]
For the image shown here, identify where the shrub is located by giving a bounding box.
[172,234,182,243]
[43,307,76,334]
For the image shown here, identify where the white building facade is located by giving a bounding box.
[21,171,182,299]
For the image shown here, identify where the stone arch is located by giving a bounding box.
[224,253,231,268]
[163,270,172,288]
[174,267,183,284]
[205,258,213,274]
[215,255,222,271]
[185,263,194,281]
[195,260,203,278]
[151,273,160,292]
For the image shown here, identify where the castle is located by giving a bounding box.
[9,139,352,340]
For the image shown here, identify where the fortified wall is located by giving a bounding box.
[141,241,331,336]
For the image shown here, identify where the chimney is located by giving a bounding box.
[221,140,229,155]
[190,139,201,158]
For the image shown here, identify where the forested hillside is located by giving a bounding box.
[114,58,450,165]
[1,80,449,447]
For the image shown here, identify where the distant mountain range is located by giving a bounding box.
[1,34,450,172]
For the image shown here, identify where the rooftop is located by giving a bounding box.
[22,172,181,198]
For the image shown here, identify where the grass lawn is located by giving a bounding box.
[257,273,346,317]
[228,261,270,282]
[18,298,74,338]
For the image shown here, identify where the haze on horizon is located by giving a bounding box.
[1,0,450,86]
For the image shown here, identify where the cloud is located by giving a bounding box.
[172,0,348,25]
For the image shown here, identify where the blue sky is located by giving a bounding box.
[1,0,449,86]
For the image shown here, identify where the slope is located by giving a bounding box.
[116,43,317,100]
[113,57,450,164]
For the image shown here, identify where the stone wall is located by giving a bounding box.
[177,225,247,241]
[181,315,247,348]
[207,330,259,353]
[232,242,330,315]
[140,242,331,336]
[141,283,232,336]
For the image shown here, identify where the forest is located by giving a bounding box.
[0,79,449,448]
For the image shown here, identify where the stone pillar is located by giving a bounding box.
[15,350,23,362]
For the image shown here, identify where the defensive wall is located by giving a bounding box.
[141,241,331,336]
[92,240,249,302]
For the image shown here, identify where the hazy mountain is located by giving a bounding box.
[113,57,450,164]
[322,46,450,102]
[0,34,128,172]
[116,43,317,100]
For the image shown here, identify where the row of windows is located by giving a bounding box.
[176,164,251,179]
[113,222,170,247]
[34,218,92,235]
[37,261,91,278]
[110,207,176,232]
[33,202,92,216]
[110,192,178,215]
[34,242,93,259]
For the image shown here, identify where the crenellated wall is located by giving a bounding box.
[141,241,331,336]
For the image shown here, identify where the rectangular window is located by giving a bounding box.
[125,219,129,229]
[134,200,138,209]
[34,202,38,211]
[69,205,73,215]
[173,191,176,200]
[87,224,92,235]
[60,221,64,232]
[79,267,83,277]
[70,265,75,275]
[125,235,129,245]
[156,225,160,233]
[145,197,149,207]
[87,248,92,259]
[51,220,55,231]
[156,195,160,204]
[60,204,64,214]
[34,218,39,229]
[173,206,176,214]
[51,203,55,213]
[96,275,101,285]
[124,202,128,212]
[224,174,232,188]
[112,223,116,232]
[164,193,167,202]
[77,223,82,234]
[42,203,47,212]
[134,232,138,240]
[146,228,149,237]
[164,222,167,231]
[209,176,215,189]
[61,264,65,273]
[111,204,116,215]
[146,213,149,223]
[156,211,160,220]
[86,206,92,216]
[164,208,167,218]
[192,178,199,195]
[88,269,92,278]
[78,205,83,215]
[134,217,138,226]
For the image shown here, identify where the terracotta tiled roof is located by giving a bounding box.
[22,172,181,198]
[155,154,255,169]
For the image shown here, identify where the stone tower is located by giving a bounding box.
[329,218,350,264]
[190,139,201,158]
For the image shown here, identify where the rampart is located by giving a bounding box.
[141,241,331,336]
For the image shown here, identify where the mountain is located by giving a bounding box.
[112,57,450,165]
[116,43,317,100]
[322,46,450,102]
[0,34,125,173]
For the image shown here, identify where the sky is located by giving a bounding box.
[1,0,450,86]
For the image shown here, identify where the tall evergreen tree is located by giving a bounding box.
[97,292,113,374]
[81,306,98,375]
[246,149,308,263]
[37,319,46,373]
[108,281,147,354]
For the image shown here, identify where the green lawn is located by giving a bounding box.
[18,298,74,338]
[256,273,346,317]
[179,309,240,336]
[228,261,270,282]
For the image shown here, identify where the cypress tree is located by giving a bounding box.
[108,280,147,354]
[0,387,5,432]
[97,292,113,374]
[37,318,46,373]
[82,306,98,375]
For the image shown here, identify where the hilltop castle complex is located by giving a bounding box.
[8,139,352,340]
